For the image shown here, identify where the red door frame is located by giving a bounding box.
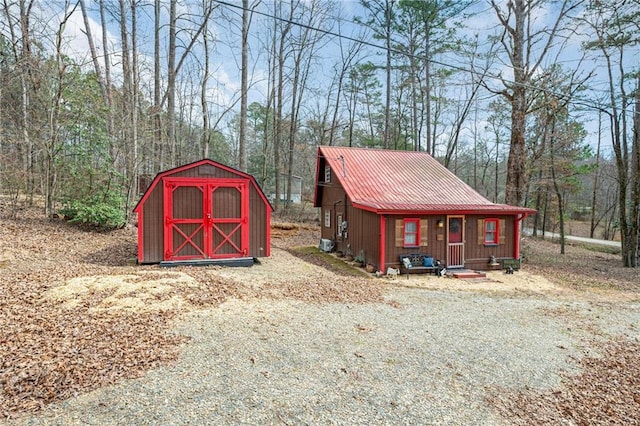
[447,215,465,268]
[163,177,249,260]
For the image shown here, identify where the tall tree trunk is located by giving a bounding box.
[201,0,210,159]
[549,115,565,254]
[491,0,577,206]
[128,0,139,210]
[506,84,526,205]
[167,0,177,166]
[154,0,163,169]
[630,72,640,266]
[99,0,114,166]
[10,0,35,203]
[505,0,526,206]
[238,0,250,171]
[273,1,292,211]
[424,27,431,154]
[383,0,392,149]
[79,0,105,97]
[118,0,132,181]
[46,3,77,216]
[590,110,602,239]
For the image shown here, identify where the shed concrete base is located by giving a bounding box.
[159,257,255,268]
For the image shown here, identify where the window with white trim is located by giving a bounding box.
[403,218,420,247]
[324,209,331,228]
[484,218,499,245]
[324,166,331,183]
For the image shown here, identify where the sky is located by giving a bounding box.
[6,0,636,157]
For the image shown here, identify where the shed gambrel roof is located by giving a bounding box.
[314,146,535,215]
[133,158,273,214]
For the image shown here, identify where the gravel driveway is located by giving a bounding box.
[16,284,639,426]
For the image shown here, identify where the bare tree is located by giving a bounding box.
[99,0,114,162]
[238,0,252,171]
[489,0,582,206]
[2,0,36,202]
[581,1,639,266]
[79,0,104,97]
[326,19,365,146]
[284,0,332,208]
[356,0,395,149]
[44,1,79,216]
[166,0,177,166]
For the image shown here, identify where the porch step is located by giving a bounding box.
[449,269,486,279]
[159,257,255,268]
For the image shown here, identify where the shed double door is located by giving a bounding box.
[163,178,249,261]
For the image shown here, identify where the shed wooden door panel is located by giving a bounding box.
[163,178,249,260]
[208,184,248,258]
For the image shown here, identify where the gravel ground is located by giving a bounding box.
[15,285,639,426]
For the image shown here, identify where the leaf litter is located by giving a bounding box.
[0,207,382,418]
[1,203,639,423]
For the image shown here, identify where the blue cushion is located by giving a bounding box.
[423,256,434,267]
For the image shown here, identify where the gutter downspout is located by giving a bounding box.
[515,213,528,259]
[380,215,386,272]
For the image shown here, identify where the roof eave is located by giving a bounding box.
[351,203,537,216]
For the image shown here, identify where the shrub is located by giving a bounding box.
[60,192,126,230]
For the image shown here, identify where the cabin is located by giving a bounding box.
[134,159,273,266]
[313,146,535,272]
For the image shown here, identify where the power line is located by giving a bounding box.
[213,0,635,117]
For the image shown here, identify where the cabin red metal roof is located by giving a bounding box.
[315,146,535,215]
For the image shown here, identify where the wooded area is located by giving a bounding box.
[0,0,638,266]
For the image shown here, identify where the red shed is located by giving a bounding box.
[134,159,272,265]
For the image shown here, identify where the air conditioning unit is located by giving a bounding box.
[319,238,334,252]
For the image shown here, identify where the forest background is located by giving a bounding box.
[0,0,638,266]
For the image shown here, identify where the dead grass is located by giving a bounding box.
[288,246,372,278]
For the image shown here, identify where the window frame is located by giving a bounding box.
[484,218,499,245]
[403,218,420,248]
[324,209,331,228]
[324,165,331,183]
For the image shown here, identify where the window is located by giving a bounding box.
[484,218,499,245]
[403,219,420,247]
[396,218,427,248]
[324,209,331,228]
[324,166,331,183]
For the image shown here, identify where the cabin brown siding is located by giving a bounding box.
[384,214,517,270]
[348,207,380,267]
[464,215,515,270]
[386,215,447,268]
[317,168,381,266]
[318,173,347,246]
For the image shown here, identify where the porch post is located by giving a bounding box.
[514,213,527,259]
[379,214,386,272]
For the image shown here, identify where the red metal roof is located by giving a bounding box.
[315,146,535,215]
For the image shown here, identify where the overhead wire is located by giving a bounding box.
[213,0,637,118]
